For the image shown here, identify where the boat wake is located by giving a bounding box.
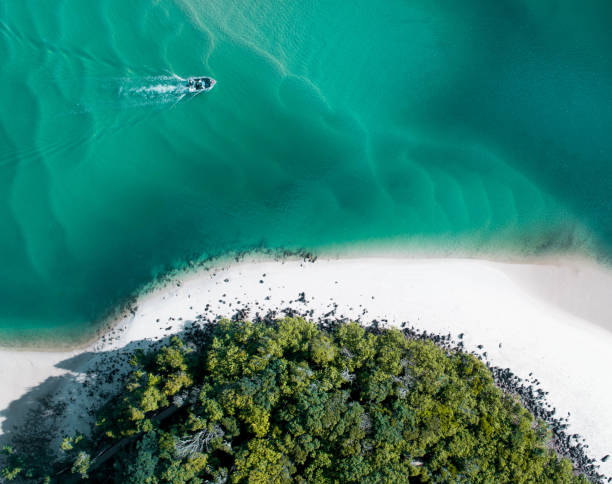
[71,74,214,113]
[116,75,212,109]
[123,76,187,98]
[0,74,214,168]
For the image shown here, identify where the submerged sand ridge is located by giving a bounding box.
[3,0,612,336]
[0,256,611,476]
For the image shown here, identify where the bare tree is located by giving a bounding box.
[174,425,224,458]
[340,368,356,382]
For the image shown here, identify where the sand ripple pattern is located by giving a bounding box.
[0,0,610,342]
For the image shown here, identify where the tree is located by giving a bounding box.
[1,318,591,483]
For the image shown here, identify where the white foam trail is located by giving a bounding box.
[128,84,186,95]
[0,75,196,168]
[116,75,197,107]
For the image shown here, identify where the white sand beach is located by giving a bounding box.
[1,255,611,474]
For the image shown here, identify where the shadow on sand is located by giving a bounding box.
[0,327,197,464]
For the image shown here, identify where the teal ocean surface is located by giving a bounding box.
[1,0,611,344]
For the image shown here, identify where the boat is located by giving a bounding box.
[186,76,216,93]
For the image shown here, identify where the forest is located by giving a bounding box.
[1,318,588,483]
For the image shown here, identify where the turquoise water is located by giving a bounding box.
[1,0,611,344]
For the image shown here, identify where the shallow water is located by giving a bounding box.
[1,0,611,343]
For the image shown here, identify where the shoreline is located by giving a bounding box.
[1,253,611,476]
[1,246,609,352]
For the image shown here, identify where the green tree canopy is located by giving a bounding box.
[1,318,590,483]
